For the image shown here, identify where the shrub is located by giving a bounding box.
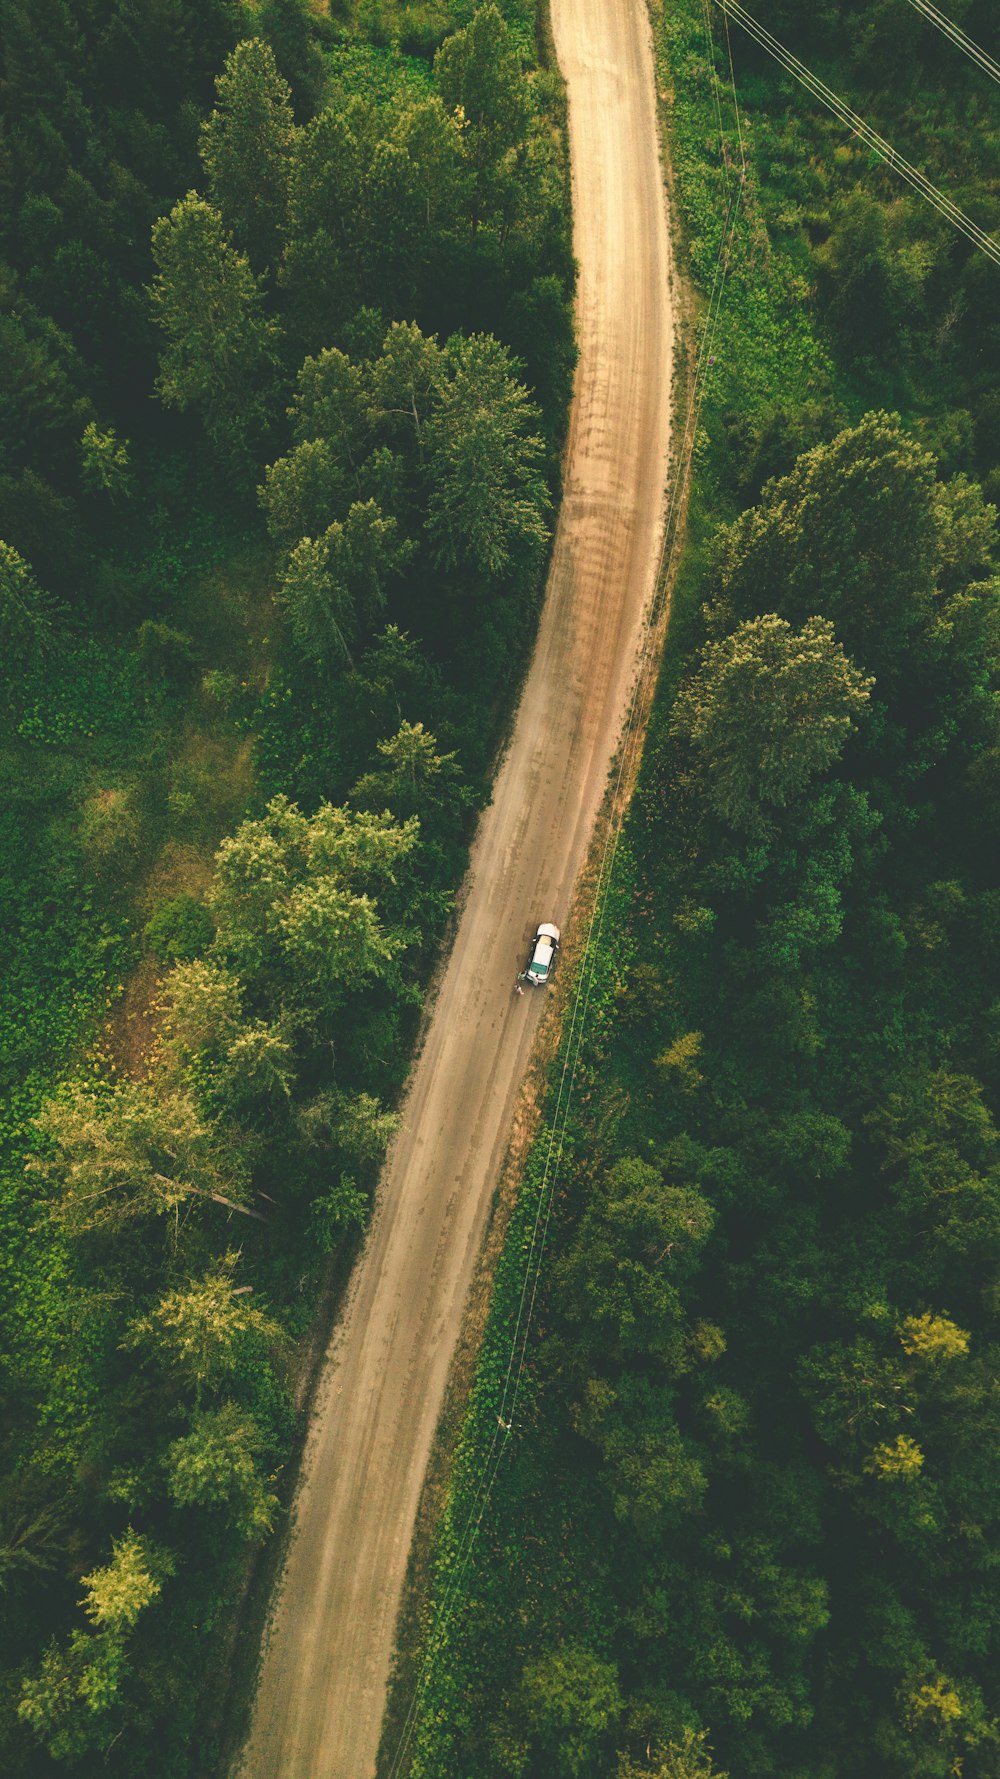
[144,894,216,963]
[136,620,195,684]
[80,785,145,880]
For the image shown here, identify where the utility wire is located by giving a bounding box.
[721,0,749,178]
[903,0,1000,88]
[702,0,733,199]
[713,0,1000,265]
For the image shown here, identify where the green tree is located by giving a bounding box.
[392,96,467,232]
[371,320,444,453]
[899,1312,970,1365]
[435,3,530,230]
[297,1087,400,1169]
[290,345,371,456]
[0,539,54,680]
[19,1533,171,1761]
[520,1645,622,1778]
[932,473,997,592]
[150,192,280,462]
[20,1630,125,1762]
[816,188,925,350]
[278,877,405,999]
[163,957,242,1057]
[425,334,549,576]
[866,1433,925,1481]
[868,1069,1000,1266]
[260,436,345,545]
[333,499,410,624]
[0,1491,64,1596]
[799,1338,910,1454]
[618,1728,729,1779]
[712,412,941,684]
[281,106,361,345]
[80,420,131,500]
[126,1251,282,1404]
[81,1531,169,1633]
[200,38,297,271]
[350,720,470,828]
[164,958,295,1107]
[165,1403,277,1538]
[307,1176,369,1249]
[574,1373,708,1534]
[32,1081,256,1240]
[670,614,872,837]
[558,1157,714,1364]
[278,533,357,667]
[224,1018,295,1106]
[210,795,418,1006]
[278,502,408,665]
[296,1088,398,1247]
[256,0,328,117]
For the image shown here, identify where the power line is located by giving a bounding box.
[904,0,1000,88]
[701,0,733,200]
[720,0,749,179]
[713,0,1000,266]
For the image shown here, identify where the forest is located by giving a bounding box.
[0,0,573,1772]
[403,2,1000,1777]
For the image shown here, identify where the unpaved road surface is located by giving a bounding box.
[237,0,673,1770]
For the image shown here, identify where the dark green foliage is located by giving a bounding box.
[0,541,56,684]
[199,38,296,273]
[150,191,282,466]
[143,895,215,964]
[411,415,1000,1779]
[136,620,195,684]
[518,1645,622,1778]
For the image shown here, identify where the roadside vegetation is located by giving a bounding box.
[402,3,1000,1776]
[0,0,572,1771]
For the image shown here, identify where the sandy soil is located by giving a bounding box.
[236,0,673,1769]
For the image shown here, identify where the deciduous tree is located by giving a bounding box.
[210,795,418,1007]
[200,38,297,270]
[618,1728,729,1779]
[33,1082,255,1240]
[126,1251,282,1404]
[165,1402,277,1538]
[0,538,54,680]
[520,1644,622,1779]
[711,413,940,684]
[435,4,530,229]
[151,192,279,462]
[80,421,130,500]
[670,614,872,836]
[425,334,549,576]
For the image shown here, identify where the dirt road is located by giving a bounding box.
[237,0,673,1770]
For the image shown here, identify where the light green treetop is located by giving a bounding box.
[670,614,873,836]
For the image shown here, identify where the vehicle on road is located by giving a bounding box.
[523,922,560,987]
